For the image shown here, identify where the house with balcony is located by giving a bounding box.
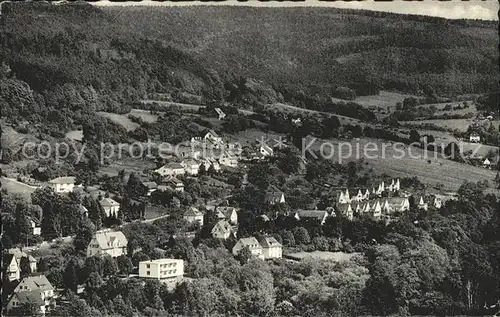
[138,258,184,285]
[87,230,128,258]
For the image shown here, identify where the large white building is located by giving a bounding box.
[87,230,128,258]
[154,162,185,177]
[48,176,80,193]
[139,259,184,288]
[4,254,20,281]
[183,207,204,226]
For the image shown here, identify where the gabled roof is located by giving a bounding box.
[99,197,120,207]
[182,159,199,166]
[159,162,184,170]
[260,143,273,153]
[3,254,16,267]
[259,236,282,248]
[142,181,158,189]
[17,275,54,292]
[215,206,237,217]
[184,207,202,217]
[11,290,45,306]
[204,129,220,138]
[211,220,232,234]
[8,248,36,262]
[296,210,328,220]
[237,237,261,249]
[93,231,128,250]
[214,108,225,116]
[48,176,76,184]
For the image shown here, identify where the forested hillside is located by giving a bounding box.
[107,5,499,96]
[0,2,498,138]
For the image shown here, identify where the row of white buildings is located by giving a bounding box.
[336,179,401,205]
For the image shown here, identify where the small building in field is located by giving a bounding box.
[48,176,80,193]
[232,237,264,259]
[87,230,128,258]
[99,197,120,218]
[483,158,491,168]
[469,133,480,143]
[259,236,282,259]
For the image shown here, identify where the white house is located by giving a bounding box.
[99,197,120,218]
[386,197,410,213]
[8,248,37,273]
[232,237,264,259]
[163,176,184,192]
[483,158,491,168]
[47,176,80,193]
[469,133,481,143]
[183,207,204,226]
[259,236,282,259]
[219,151,238,168]
[4,254,20,281]
[201,157,221,173]
[214,107,226,120]
[87,230,128,258]
[139,258,184,283]
[155,162,185,177]
[181,159,200,175]
[215,206,238,225]
[211,220,235,240]
[203,130,223,147]
[7,275,55,315]
[29,218,41,235]
[259,144,274,157]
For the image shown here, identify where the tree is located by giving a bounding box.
[293,227,311,245]
[73,218,95,251]
[236,246,252,265]
[198,163,206,176]
[403,97,419,109]
[19,256,32,278]
[116,255,133,276]
[63,260,79,292]
[9,300,42,317]
[409,130,421,144]
[102,256,119,277]
[280,230,296,247]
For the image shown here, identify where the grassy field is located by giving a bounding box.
[141,100,254,115]
[1,177,40,202]
[99,158,157,177]
[65,130,83,141]
[402,118,474,132]
[97,112,140,131]
[349,91,417,110]
[129,109,159,123]
[267,103,361,125]
[236,129,498,192]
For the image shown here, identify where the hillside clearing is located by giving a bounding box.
[97,112,140,131]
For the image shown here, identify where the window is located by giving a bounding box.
[147,271,150,276]
[146,264,150,268]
